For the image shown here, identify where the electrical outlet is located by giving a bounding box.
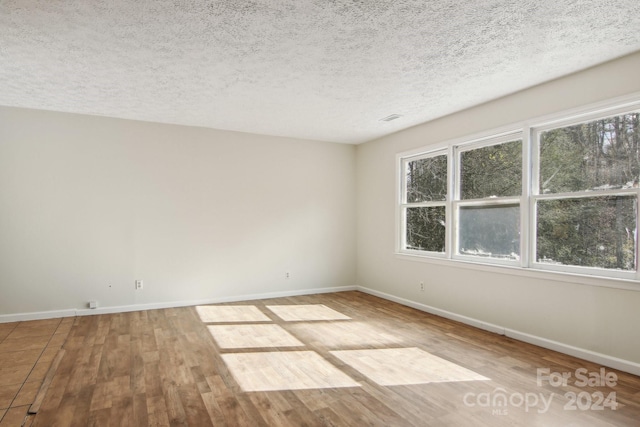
[89,300,98,309]
[420,282,425,291]
[135,280,143,290]
[285,272,290,279]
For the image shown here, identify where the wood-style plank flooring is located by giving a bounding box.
[0,317,74,427]
[21,291,640,426]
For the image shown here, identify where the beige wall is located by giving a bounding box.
[2,51,640,371]
[356,52,640,367]
[0,108,356,315]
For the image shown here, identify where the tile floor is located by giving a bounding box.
[0,317,74,427]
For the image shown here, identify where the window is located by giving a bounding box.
[533,112,640,274]
[455,138,522,263]
[401,153,447,254]
[536,196,636,271]
[397,98,640,282]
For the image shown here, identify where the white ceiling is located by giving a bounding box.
[1,1,640,144]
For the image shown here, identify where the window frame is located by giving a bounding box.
[399,149,449,258]
[530,107,640,280]
[452,133,524,267]
[396,93,640,286]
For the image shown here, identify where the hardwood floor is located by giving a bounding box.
[20,291,640,426]
[0,317,74,427]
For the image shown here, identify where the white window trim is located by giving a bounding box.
[453,133,523,266]
[399,149,448,258]
[395,92,640,290]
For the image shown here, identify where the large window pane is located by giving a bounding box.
[406,206,445,252]
[539,113,640,194]
[460,140,522,199]
[406,155,447,203]
[537,196,637,270]
[458,204,520,260]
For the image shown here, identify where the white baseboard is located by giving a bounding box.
[357,285,640,377]
[0,285,357,322]
[7,284,637,377]
[504,329,640,376]
[357,286,505,335]
[0,309,77,323]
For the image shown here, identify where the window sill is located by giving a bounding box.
[394,252,640,292]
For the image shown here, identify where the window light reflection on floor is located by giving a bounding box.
[266,304,351,321]
[331,347,490,386]
[287,321,405,347]
[197,304,488,393]
[195,305,271,323]
[221,351,361,392]
[207,324,303,349]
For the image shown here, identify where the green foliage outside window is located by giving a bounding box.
[458,140,521,259]
[460,140,522,199]
[537,197,636,270]
[401,109,640,275]
[405,154,447,252]
[537,113,640,270]
[540,114,640,193]
[406,155,447,203]
[406,206,446,252]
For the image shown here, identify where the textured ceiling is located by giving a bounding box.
[1,1,640,144]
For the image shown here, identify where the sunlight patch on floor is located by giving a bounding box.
[288,321,404,347]
[331,347,490,386]
[222,351,361,392]
[207,324,303,349]
[195,305,271,323]
[266,304,351,321]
